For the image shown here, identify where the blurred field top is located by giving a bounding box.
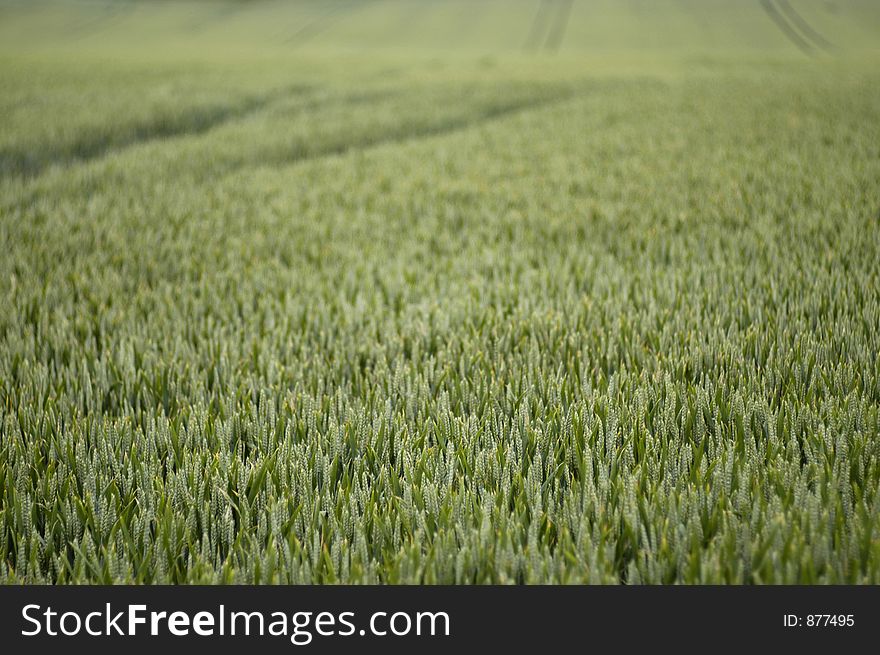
[0,0,878,57]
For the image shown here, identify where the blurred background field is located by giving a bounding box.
[1,1,878,183]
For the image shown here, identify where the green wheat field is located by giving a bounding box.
[1,0,879,584]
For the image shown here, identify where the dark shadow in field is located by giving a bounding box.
[251,88,577,171]
[0,84,312,179]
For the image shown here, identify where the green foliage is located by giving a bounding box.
[0,1,879,584]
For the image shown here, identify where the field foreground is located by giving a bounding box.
[1,1,879,583]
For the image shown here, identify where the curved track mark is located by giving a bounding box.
[777,0,835,51]
[545,0,574,52]
[759,0,815,56]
